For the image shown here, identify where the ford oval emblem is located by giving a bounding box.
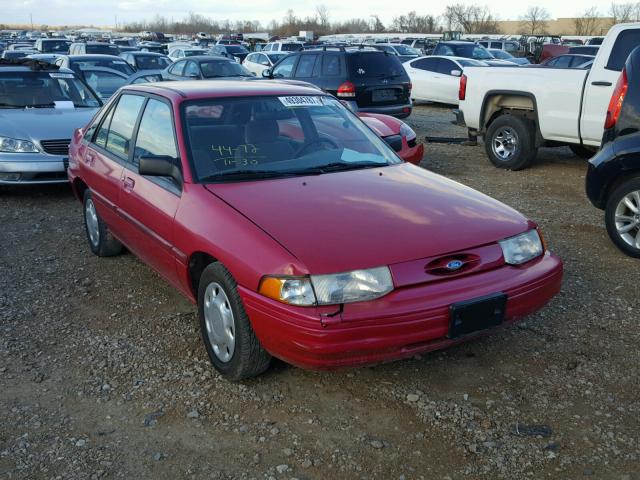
[446,260,464,271]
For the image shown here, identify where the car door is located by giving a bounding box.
[581,29,640,145]
[83,94,145,239]
[406,57,439,102]
[116,96,182,287]
[435,58,460,104]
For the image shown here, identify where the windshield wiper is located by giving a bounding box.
[199,169,305,182]
[289,161,386,175]
[0,103,23,109]
[26,103,56,108]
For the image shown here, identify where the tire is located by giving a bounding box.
[83,189,123,257]
[484,114,538,170]
[570,144,597,159]
[198,262,271,381]
[605,177,640,258]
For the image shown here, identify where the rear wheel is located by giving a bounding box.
[605,177,640,258]
[570,144,597,159]
[83,189,123,257]
[484,114,537,170]
[198,262,271,381]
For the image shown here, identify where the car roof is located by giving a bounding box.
[127,51,166,56]
[438,41,476,45]
[123,79,328,100]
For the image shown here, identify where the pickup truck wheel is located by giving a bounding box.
[570,144,597,159]
[605,177,640,258]
[485,115,537,170]
[198,262,271,381]
[83,189,123,257]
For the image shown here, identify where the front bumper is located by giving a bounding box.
[0,153,69,184]
[240,253,563,370]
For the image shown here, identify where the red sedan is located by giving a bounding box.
[68,81,563,380]
[358,112,424,165]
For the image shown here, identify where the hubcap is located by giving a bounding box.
[85,198,100,247]
[203,282,235,363]
[615,190,640,249]
[492,127,519,161]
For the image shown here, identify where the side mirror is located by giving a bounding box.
[262,68,272,78]
[139,155,183,184]
[451,69,462,77]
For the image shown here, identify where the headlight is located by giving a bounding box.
[399,123,416,142]
[499,229,544,265]
[0,136,39,153]
[259,266,394,306]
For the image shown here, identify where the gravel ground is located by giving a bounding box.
[1,104,638,480]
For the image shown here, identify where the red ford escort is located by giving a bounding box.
[68,81,563,380]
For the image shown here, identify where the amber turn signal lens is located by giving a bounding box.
[258,277,284,301]
[537,228,548,252]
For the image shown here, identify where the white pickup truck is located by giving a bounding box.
[458,23,640,170]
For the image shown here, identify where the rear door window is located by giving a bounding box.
[104,94,145,160]
[552,56,572,68]
[168,61,186,76]
[410,58,439,71]
[436,58,456,75]
[606,29,640,71]
[322,54,342,76]
[490,42,502,49]
[184,61,200,77]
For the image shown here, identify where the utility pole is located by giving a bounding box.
[30,13,33,31]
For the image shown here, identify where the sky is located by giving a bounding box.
[0,0,619,27]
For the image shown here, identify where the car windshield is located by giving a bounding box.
[393,45,420,56]
[267,53,287,63]
[490,50,512,59]
[135,55,171,70]
[0,71,101,108]
[42,40,70,53]
[347,52,405,78]
[200,60,252,78]
[184,50,205,57]
[183,95,400,182]
[226,45,248,54]
[72,59,134,75]
[82,70,127,98]
[86,44,120,55]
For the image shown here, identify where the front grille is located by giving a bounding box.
[40,139,70,156]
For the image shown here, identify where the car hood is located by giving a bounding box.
[205,163,531,274]
[0,108,98,141]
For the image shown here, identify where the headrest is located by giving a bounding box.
[245,119,279,144]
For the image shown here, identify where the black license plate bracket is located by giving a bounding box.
[448,293,507,339]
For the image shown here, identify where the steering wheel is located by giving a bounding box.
[296,138,339,156]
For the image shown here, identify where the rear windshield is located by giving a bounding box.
[41,40,70,53]
[281,43,302,52]
[347,52,406,78]
[71,59,134,75]
[393,45,419,56]
[135,55,171,70]
[606,29,640,71]
[226,45,249,54]
[200,60,252,78]
[0,71,101,108]
[86,44,120,55]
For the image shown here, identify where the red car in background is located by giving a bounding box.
[68,81,562,380]
[359,112,424,165]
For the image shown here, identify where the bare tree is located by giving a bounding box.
[443,4,501,34]
[390,11,439,33]
[519,6,551,35]
[610,2,637,23]
[574,7,602,35]
[315,4,330,27]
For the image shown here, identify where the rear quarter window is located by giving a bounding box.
[347,52,406,78]
[606,29,640,71]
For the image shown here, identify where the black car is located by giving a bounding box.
[263,46,412,118]
[162,56,253,81]
[120,51,171,71]
[586,46,640,257]
[208,44,250,63]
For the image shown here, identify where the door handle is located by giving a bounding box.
[592,81,612,86]
[123,177,135,191]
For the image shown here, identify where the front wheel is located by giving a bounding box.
[605,177,640,258]
[484,114,538,170]
[198,262,271,381]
